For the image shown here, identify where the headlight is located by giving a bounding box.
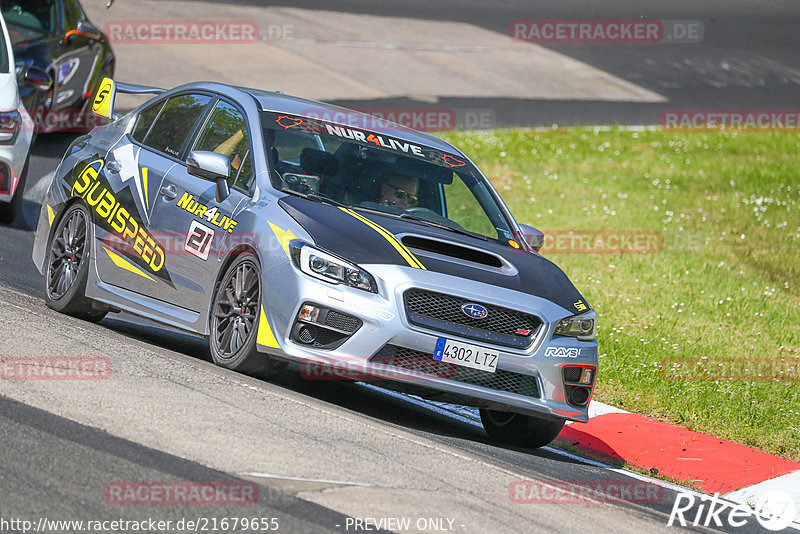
[289,240,377,293]
[554,310,596,341]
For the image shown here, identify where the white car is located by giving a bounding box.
[0,13,41,223]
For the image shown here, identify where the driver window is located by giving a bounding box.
[193,100,254,191]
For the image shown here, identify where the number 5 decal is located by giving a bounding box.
[185,220,215,261]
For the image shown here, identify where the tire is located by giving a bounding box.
[209,254,286,376]
[479,408,565,448]
[44,203,107,322]
[0,156,29,224]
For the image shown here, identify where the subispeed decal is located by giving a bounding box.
[256,306,280,348]
[268,221,298,258]
[103,246,156,282]
[69,158,169,282]
[338,207,426,270]
[574,300,588,311]
[176,192,238,233]
[112,144,151,221]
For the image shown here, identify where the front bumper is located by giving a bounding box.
[0,105,33,203]
[260,261,598,423]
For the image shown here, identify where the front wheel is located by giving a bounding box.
[479,409,565,448]
[209,254,286,376]
[44,203,107,322]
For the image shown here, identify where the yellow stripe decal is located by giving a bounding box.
[256,306,280,348]
[338,207,426,269]
[142,167,149,209]
[103,246,156,282]
[268,221,297,258]
[46,205,55,227]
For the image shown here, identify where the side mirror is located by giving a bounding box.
[519,224,544,253]
[65,20,101,44]
[186,150,231,202]
[22,66,53,92]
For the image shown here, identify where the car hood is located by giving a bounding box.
[279,195,591,314]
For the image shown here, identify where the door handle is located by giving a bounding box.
[160,184,178,200]
[106,160,121,173]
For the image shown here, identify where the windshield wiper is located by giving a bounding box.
[284,189,348,209]
[398,213,488,241]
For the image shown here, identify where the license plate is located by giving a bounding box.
[433,338,499,373]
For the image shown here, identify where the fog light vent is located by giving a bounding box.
[297,324,317,344]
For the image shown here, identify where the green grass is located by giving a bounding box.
[440,127,800,461]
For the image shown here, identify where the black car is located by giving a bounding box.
[2,0,114,132]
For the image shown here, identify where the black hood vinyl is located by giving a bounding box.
[279,196,590,314]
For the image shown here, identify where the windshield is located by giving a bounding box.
[261,111,514,243]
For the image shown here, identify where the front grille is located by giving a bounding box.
[370,345,540,399]
[325,310,361,333]
[403,289,542,349]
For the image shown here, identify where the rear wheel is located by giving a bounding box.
[209,254,286,376]
[44,203,107,322]
[0,156,29,224]
[479,409,565,448]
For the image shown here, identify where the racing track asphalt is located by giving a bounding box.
[200,0,800,126]
[0,136,773,534]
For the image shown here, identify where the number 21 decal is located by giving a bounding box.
[184,220,215,261]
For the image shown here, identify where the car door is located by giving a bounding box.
[93,92,214,302]
[54,0,104,110]
[145,98,256,313]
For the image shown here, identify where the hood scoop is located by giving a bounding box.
[401,235,517,275]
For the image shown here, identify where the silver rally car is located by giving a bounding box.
[32,78,598,447]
